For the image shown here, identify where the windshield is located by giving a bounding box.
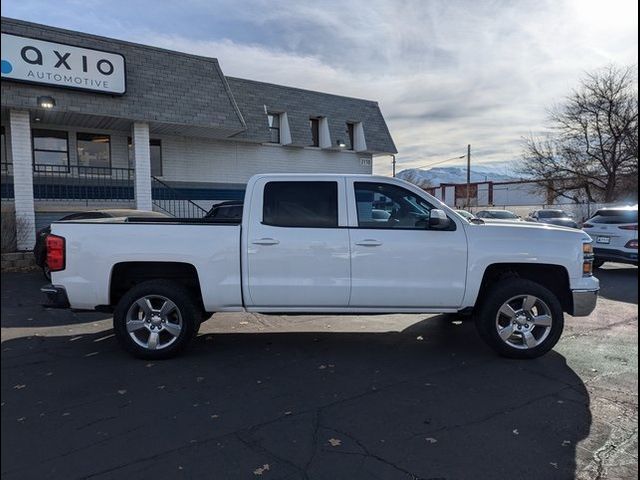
[538,210,568,219]
[590,208,638,224]
[486,210,518,219]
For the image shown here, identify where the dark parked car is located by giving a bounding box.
[205,200,243,221]
[35,209,167,280]
[527,209,578,229]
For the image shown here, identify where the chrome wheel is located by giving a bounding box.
[126,295,183,351]
[495,295,553,350]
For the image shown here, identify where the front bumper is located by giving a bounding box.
[571,289,598,317]
[594,247,638,265]
[41,284,70,309]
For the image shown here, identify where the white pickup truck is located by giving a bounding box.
[42,174,599,360]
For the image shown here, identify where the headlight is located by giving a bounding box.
[582,241,594,276]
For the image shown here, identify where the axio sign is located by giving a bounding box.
[1,33,126,94]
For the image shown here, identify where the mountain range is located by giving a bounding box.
[396,162,520,188]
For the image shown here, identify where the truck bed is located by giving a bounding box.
[50,221,243,311]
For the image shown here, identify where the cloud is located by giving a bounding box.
[3,0,638,175]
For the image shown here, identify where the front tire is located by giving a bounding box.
[475,279,564,359]
[113,280,200,359]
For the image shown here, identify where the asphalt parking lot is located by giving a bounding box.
[1,265,638,480]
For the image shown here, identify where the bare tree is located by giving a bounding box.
[522,65,638,203]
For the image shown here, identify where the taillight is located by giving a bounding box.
[582,223,593,228]
[618,225,638,230]
[46,234,66,272]
[625,240,638,249]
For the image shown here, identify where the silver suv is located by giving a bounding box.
[583,206,638,267]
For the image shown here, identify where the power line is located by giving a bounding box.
[412,154,466,170]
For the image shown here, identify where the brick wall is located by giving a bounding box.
[3,122,373,187]
[159,136,373,184]
[9,110,36,249]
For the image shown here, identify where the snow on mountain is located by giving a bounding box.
[396,162,518,188]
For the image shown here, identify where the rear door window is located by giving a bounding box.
[263,181,338,228]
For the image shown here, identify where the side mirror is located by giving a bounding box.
[429,209,451,229]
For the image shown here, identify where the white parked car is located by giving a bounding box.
[583,206,638,267]
[42,174,599,360]
[475,209,522,223]
[455,209,476,222]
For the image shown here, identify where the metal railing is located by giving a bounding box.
[152,176,208,218]
[32,164,135,202]
[2,163,209,218]
[2,163,135,202]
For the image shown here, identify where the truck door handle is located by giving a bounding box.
[252,238,280,246]
[355,239,383,247]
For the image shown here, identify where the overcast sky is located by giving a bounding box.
[2,0,638,175]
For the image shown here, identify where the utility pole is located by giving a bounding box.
[466,144,471,208]
[392,155,396,177]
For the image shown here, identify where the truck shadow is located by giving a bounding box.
[596,264,638,304]
[2,316,591,480]
[1,271,111,327]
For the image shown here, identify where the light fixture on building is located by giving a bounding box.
[37,96,56,109]
[336,139,347,148]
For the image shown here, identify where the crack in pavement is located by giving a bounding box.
[591,426,638,480]
[404,385,575,440]
[319,424,429,480]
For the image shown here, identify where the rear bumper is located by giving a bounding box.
[40,284,70,309]
[594,247,638,264]
[571,289,598,317]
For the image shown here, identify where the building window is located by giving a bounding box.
[346,123,355,150]
[150,139,162,176]
[1,126,7,170]
[77,133,111,172]
[267,113,280,143]
[32,129,69,171]
[263,181,338,228]
[128,138,163,176]
[310,118,320,147]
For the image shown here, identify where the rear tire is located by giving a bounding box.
[475,279,564,359]
[113,280,200,359]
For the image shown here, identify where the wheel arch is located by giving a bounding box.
[475,263,573,313]
[109,261,205,312]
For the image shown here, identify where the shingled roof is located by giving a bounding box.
[226,77,397,155]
